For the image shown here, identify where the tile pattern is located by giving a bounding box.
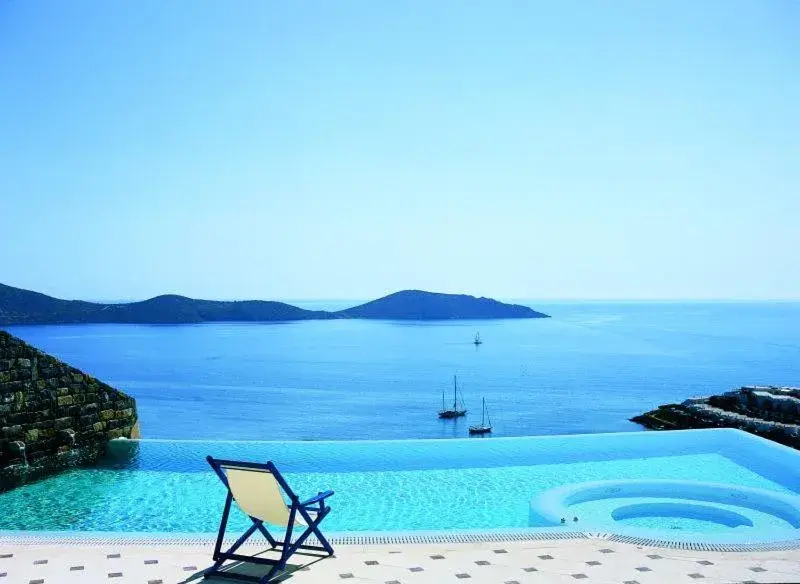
[1,537,798,584]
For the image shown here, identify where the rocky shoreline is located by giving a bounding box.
[631,385,800,450]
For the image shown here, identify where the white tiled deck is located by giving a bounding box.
[1,537,799,584]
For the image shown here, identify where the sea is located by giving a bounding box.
[4,301,799,441]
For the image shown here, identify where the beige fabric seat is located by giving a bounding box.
[223,464,308,526]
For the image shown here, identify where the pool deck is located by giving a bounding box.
[2,537,799,584]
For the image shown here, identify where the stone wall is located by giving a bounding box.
[0,330,139,491]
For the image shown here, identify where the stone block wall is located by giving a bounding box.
[0,330,139,491]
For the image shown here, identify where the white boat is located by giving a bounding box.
[469,397,492,435]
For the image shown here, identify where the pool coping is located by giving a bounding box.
[2,529,799,553]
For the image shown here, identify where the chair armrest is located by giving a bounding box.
[300,490,334,507]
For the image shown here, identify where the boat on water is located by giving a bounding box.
[468,397,492,435]
[438,375,467,418]
[473,331,482,345]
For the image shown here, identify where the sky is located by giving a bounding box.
[1,1,798,301]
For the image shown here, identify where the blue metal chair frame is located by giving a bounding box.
[206,456,335,583]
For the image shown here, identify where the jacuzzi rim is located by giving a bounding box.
[530,479,800,531]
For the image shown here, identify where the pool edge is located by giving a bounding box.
[1,529,798,553]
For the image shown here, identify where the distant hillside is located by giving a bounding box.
[338,290,549,320]
[0,283,549,324]
[0,283,329,324]
[0,283,103,324]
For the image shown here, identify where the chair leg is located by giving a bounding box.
[285,508,334,557]
[315,527,335,556]
[212,493,234,562]
[252,519,278,548]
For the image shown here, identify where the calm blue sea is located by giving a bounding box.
[4,301,799,441]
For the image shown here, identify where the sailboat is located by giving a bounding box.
[468,397,492,435]
[438,375,467,418]
[473,331,482,345]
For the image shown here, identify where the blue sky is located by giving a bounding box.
[1,1,798,301]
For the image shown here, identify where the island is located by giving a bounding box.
[0,283,550,325]
[631,385,800,450]
[339,290,548,320]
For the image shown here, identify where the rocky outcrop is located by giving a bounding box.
[631,386,800,450]
[0,330,138,491]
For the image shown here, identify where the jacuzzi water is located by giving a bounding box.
[570,497,792,532]
[1,429,799,544]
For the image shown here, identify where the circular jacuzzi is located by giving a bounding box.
[529,479,800,542]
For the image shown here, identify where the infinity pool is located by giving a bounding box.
[1,429,799,544]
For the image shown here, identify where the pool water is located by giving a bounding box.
[1,429,799,544]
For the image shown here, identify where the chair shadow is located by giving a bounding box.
[180,550,331,583]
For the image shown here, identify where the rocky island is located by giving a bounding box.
[632,385,800,450]
[0,283,549,325]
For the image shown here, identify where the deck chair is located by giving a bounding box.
[206,456,335,583]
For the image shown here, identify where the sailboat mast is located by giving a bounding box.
[453,376,458,409]
[481,397,485,425]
